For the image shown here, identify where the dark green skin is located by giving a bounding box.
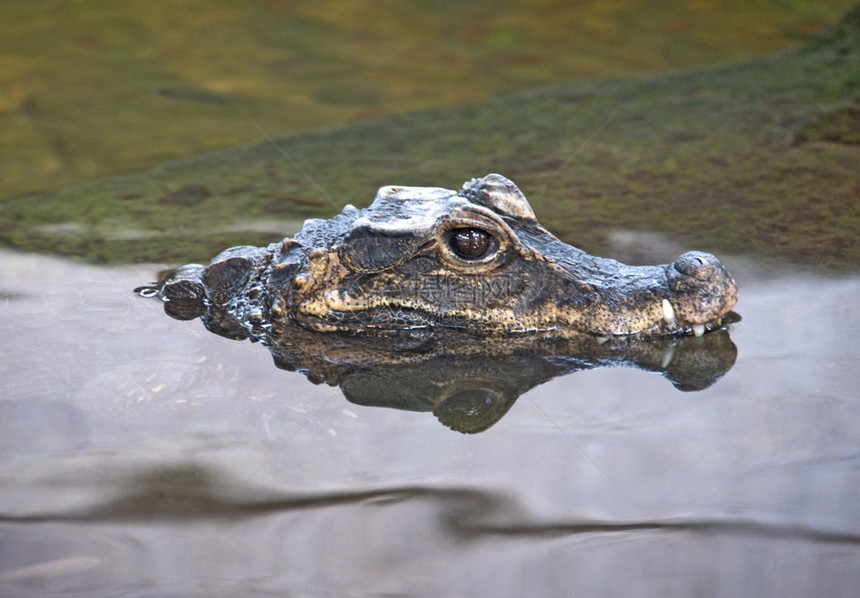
[152,174,737,339]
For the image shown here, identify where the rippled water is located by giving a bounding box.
[1,249,858,597]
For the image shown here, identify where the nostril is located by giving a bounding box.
[673,251,719,276]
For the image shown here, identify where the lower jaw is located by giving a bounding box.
[591,314,732,341]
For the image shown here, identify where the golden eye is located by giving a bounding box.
[449,228,494,260]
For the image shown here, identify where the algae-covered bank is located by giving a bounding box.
[1,5,858,268]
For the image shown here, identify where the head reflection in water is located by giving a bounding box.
[138,278,738,433]
[138,174,739,432]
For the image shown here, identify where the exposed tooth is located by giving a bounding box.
[661,299,676,325]
[595,336,609,345]
[692,324,705,337]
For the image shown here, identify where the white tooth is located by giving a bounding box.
[692,324,705,337]
[595,336,609,344]
[661,299,676,325]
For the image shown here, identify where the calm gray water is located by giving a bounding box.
[1,248,858,597]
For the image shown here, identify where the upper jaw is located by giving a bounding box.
[584,294,736,339]
[552,249,738,338]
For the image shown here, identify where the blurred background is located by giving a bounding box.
[2,0,855,200]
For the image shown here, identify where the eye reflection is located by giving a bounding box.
[450,228,494,260]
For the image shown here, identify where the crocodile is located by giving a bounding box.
[142,281,738,432]
[148,173,737,339]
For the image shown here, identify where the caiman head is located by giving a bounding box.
[155,174,738,338]
[254,174,738,337]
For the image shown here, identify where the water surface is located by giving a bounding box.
[1,250,858,597]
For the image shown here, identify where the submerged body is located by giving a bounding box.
[155,174,737,338]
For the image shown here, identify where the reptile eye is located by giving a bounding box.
[449,228,494,260]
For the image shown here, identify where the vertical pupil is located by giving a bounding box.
[451,228,491,259]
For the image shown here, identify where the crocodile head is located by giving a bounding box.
[154,174,738,338]
[270,174,737,337]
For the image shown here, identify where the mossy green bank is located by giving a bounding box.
[1,5,858,270]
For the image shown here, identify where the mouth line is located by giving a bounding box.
[660,298,735,337]
[672,317,725,338]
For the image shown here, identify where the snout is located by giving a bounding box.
[667,251,738,326]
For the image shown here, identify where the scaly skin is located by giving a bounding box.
[153,174,738,338]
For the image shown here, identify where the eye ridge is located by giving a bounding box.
[449,227,494,260]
